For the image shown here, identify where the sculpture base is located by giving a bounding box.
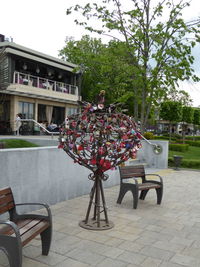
[79,219,114,230]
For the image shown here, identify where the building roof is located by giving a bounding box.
[0,41,78,72]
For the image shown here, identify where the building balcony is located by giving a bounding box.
[13,71,78,95]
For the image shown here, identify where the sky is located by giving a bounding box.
[1,0,200,106]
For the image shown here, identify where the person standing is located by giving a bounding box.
[15,114,22,135]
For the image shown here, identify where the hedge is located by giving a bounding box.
[184,136,200,141]
[169,144,189,152]
[185,140,200,147]
[168,157,200,169]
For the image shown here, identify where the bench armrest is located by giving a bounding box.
[0,220,21,240]
[123,177,141,185]
[14,203,52,221]
[145,174,163,183]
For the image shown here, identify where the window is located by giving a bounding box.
[67,107,79,116]
[18,102,34,119]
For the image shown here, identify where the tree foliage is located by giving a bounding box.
[66,0,200,131]
[160,100,183,140]
[160,101,183,123]
[182,106,194,124]
[193,108,200,125]
[59,35,137,107]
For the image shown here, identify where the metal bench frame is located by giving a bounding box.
[0,187,52,267]
[117,165,163,209]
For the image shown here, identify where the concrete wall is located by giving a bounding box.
[137,140,169,169]
[0,147,120,207]
[0,140,168,208]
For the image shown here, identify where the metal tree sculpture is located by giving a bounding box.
[59,103,142,230]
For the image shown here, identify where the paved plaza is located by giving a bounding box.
[1,168,200,267]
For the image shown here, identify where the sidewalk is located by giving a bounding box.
[1,168,200,267]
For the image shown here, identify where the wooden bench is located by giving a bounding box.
[0,187,52,267]
[117,165,163,209]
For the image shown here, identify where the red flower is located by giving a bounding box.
[90,158,97,165]
[99,159,111,171]
[78,145,84,151]
[58,144,64,149]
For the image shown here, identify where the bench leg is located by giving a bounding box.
[139,189,149,200]
[132,187,139,209]
[117,185,139,209]
[0,236,22,267]
[156,187,163,205]
[40,226,52,255]
[116,186,128,204]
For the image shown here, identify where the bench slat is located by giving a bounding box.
[138,183,161,190]
[0,187,15,215]
[16,219,44,236]
[0,194,14,205]
[21,220,50,246]
[0,219,49,246]
[0,187,12,197]
[0,202,15,215]
[0,219,33,235]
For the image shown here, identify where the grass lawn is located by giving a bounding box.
[169,146,200,160]
[0,139,39,149]
[169,146,200,169]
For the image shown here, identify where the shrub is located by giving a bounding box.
[185,140,200,147]
[168,157,200,169]
[143,132,154,140]
[182,159,200,169]
[169,144,189,152]
[154,135,177,141]
[185,136,200,141]
[154,136,169,140]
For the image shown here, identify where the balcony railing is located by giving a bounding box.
[13,71,78,95]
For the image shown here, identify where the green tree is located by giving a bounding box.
[193,108,200,135]
[59,35,138,107]
[66,0,200,131]
[182,106,194,141]
[160,101,182,140]
[59,35,106,102]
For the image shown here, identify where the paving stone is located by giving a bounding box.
[170,237,194,247]
[76,230,111,243]
[50,235,82,254]
[152,240,186,253]
[66,248,105,265]
[140,246,175,261]
[181,247,200,259]
[23,245,43,259]
[191,240,200,248]
[140,257,162,267]
[23,258,49,267]
[145,224,164,232]
[99,246,124,259]
[55,257,90,267]
[35,252,67,266]
[118,240,144,252]
[104,237,124,247]
[140,230,173,242]
[107,230,139,241]
[160,261,186,267]
[96,257,128,267]
[170,253,200,266]
[117,251,146,265]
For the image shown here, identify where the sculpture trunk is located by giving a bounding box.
[79,174,114,230]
